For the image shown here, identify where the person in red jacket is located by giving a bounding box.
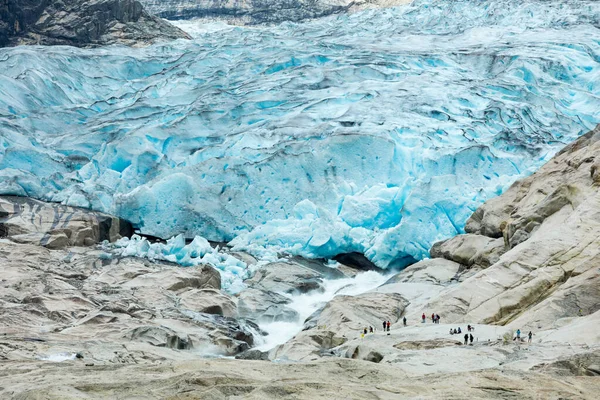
[422,313,426,323]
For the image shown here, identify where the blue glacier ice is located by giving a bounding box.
[1,0,600,281]
[111,234,250,292]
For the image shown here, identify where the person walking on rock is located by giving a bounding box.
[528,331,532,343]
[469,333,474,344]
[516,329,521,341]
[369,326,373,334]
[435,314,440,324]
[403,316,407,326]
[464,333,468,345]
[383,321,387,332]
[431,313,435,323]
[422,313,426,323]
[387,321,391,332]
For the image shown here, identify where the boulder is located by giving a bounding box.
[245,261,325,294]
[384,258,463,285]
[430,234,506,268]
[236,287,299,322]
[179,289,237,317]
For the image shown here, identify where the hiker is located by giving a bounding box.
[469,333,474,344]
[467,324,471,332]
[383,321,387,331]
[457,327,462,334]
[450,328,454,335]
[387,321,391,332]
[431,313,435,323]
[422,313,426,323]
[528,331,532,343]
[516,329,521,340]
[364,327,368,335]
[464,333,468,345]
[369,326,373,334]
[453,328,458,334]
[435,314,440,324]
[403,316,407,326]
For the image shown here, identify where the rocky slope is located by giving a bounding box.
[140,0,410,24]
[0,0,189,47]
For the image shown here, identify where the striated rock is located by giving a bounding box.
[384,258,463,285]
[140,0,411,24]
[430,234,506,268]
[0,0,189,47]
[2,357,600,399]
[0,196,132,249]
[532,350,600,377]
[126,325,192,349]
[235,349,270,361]
[244,261,325,294]
[236,287,298,322]
[179,288,237,317]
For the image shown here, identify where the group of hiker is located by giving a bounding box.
[422,313,440,323]
[358,313,535,346]
[514,329,533,343]
[448,327,474,344]
[382,321,391,332]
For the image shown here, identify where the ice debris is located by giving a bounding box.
[112,234,249,293]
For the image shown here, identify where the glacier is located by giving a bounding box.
[1,0,600,283]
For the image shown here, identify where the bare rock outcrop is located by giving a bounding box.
[0,196,132,249]
[0,0,189,47]
[140,0,411,25]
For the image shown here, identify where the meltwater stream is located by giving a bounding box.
[254,270,392,351]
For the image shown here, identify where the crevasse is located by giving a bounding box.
[1,0,600,280]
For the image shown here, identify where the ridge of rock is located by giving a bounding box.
[140,0,411,25]
[0,0,190,47]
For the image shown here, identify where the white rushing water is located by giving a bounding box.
[254,270,392,351]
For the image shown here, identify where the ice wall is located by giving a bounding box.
[1,0,600,269]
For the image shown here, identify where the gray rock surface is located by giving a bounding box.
[0,195,265,360]
[0,239,260,357]
[430,233,506,269]
[140,0,410,24]
[270,292,408,361]
[0,0,189,47]
[0,196,132,249]
[236,287,299,322]
[244,261,325,294]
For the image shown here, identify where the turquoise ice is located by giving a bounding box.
[1,0,600,273]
